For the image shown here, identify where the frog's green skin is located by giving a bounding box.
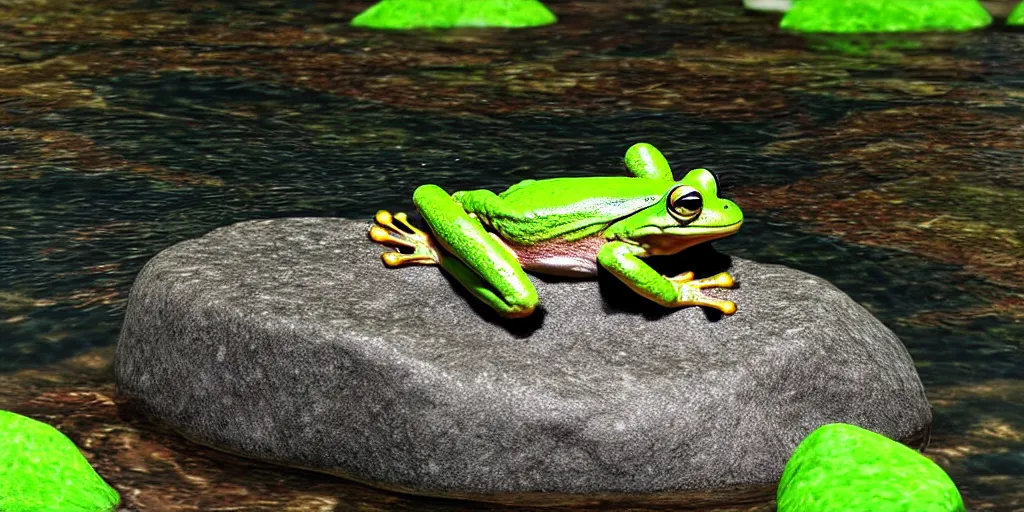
[370,143,744,318]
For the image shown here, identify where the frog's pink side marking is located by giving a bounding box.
[506,235,607,277]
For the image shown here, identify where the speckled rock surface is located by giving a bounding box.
[114,217,932,507]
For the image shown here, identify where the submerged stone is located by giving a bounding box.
[780,0,992,32]
[1008,2,1024,25]
[351,0,557,29]
[115,217,932,507]
[0,410,120,512]
[777,423,964,512]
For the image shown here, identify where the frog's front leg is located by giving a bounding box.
[597,241,737,315]
[371,184,538,319]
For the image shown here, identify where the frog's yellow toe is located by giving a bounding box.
[381,251,435,267]
[669,271,696,283]
[375,210,394,225]
[369,225,396,244]
[712,272,734,288]
[689,271,735,289]
[676,294,737,316]
[719,301,737,316]
[381,252,399,267]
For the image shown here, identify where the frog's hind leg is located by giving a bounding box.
[369,210,440,267]
[413,184,538,319]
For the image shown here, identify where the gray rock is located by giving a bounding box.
[115,217,932,507]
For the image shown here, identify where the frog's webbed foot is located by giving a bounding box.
[369,210,440,267]
[669,271,737,315]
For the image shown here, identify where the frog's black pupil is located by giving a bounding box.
[673,193,702,213]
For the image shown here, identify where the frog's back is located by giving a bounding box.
[479,176,671,244]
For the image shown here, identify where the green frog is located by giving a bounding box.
[369,143,743,319]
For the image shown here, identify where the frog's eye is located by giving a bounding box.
[668,186,703,221]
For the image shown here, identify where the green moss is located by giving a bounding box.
[351,0,556,29]
[1008,2,1024,25]
[0,411,120,512]
[778,423,964,512]
[780,0,992,32]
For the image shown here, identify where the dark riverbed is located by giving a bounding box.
[0,0,1022,510]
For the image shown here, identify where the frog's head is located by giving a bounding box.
[606,168,743,256]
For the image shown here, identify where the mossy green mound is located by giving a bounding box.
[1008,2,1024,26]
[0,410,120,512]
[780,0,992,32]
[351,0,556,29]
[778,423,964,512]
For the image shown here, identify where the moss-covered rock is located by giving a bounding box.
[778,423,964,512]
[780,0,992,32]
[1008,1,1024,25]
[351,0,556,29]
[0,410,120,512]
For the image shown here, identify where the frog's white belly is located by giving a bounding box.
[506,235,606,277]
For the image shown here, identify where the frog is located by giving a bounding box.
[368,142,743,319]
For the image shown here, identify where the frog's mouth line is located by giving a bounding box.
[665,221,743,237]
[623,221,743,255]
[631,221,743,239]
[665,222,743,248]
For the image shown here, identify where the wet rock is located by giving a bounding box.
[115,217,932,507]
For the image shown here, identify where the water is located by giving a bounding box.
[1,0,1022,510]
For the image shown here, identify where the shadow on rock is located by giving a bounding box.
[439,270,548,338]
